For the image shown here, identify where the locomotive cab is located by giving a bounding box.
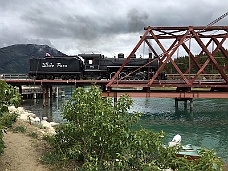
[78,54,107,79]
[83,55,100,70]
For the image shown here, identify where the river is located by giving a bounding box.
[21,87,228,163]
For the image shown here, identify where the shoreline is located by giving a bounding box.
[5,105,228,170]
[8,105,59,135]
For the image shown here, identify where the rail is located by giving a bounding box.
[166,74,224,80]
[0,73,226,81]
[0,74,29,80]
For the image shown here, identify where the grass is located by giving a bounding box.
[28,131,38,138]
[13,126,26,133]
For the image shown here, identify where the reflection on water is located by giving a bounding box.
[21,89,228,162]
[21,97,65,123]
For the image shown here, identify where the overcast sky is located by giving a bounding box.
[0,0,227,57]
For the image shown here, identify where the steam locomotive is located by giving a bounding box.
[28,53,164,80]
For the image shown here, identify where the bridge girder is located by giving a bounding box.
[107,26,228,88]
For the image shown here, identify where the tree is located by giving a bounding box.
[0,80,21,113]
[50,86,223,170]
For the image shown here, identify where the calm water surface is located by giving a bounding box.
[21,88,228,162]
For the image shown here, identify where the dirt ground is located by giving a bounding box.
[0,120,50,171]
[0,119,228,171]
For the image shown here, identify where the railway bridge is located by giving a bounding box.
[1,23,228,108]
[104,25,228,108]
[1,72,228,109]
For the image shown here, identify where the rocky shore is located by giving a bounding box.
[8,105,59,135]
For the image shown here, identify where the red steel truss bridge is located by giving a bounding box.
[107,26,228,84]
[107,12,228,94]
[105,13,228,99]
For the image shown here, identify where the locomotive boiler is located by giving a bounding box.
[79,53,159,80]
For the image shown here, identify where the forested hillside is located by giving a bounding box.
[165,50,228,74]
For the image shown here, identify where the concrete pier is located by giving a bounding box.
[54,87,59,98]
[60,87,65,97]
[175,98,193,110]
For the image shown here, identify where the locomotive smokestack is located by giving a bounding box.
[149,53,152,59]
[118,53,124,58]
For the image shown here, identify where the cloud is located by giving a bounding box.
[127,8,149,32]
[0,0,227,56]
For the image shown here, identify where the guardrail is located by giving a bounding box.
[0,73,226,81]
[0,74,29,80]
[166,74,224,80]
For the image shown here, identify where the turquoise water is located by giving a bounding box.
[22,89,228,162]
[129,98,228,162]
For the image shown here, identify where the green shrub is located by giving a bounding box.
[42,135,53,142]
[0,112,18,128]
[47,86,222,170]
[0,80,21,111]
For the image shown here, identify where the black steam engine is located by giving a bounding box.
[28,53,164,80]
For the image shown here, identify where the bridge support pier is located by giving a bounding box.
[54,86,59,98]
[114,92,117,106]
[175,98,193,110]
[18,86,22,94]
[42,86,48,106]
[49,85,53,105]
[60,87,65,97]
[33,93,37,99]
[42,85,53,106]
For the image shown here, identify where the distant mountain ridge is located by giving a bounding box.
[0,44,67,73]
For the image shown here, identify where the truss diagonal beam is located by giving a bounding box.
[212,37,228,61]
[192,30,228,83]
[190,37,226,84]
[144,39,171,73]
[147,29,191,86]
[184,38,213,74]
[181,43,206,74]
[107,28,151,87]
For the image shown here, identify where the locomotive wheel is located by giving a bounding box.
[46,75,54,80]
[134,76,143,80]
[37,75,45,80]
[61,75,66,80]
[135,72,146,80]
[76,75,81,80]
[35,75,42,80]
[110,72,116,80]
[64,75,71,80]
[119,72,127,80]
[71,75,80,80]
[61,75,71,80]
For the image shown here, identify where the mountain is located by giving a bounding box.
[0,44,67,73]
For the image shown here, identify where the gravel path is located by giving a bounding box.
[0,127,49,171]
